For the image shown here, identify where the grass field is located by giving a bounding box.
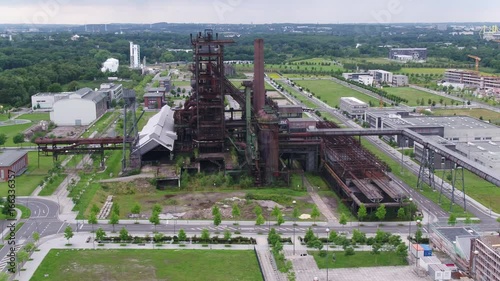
[136,111,158,131]
[171,80,191,87]
[431,108,500,125]
[31,249,263,281]
[17,112,50,122]
[309,251,407,268]
[0,152,55,197]
[0,122,33,147]
[295,80,379,108]
[384,87,456,106]
[338,57,394,65]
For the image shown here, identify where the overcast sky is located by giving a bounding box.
[1,0,499,25]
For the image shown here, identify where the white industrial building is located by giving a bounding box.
[370,70,393,84]
[101,58,119,73]
[358,75,374,86]
[50,88,108,126]
[130,42,141,69]
[455,141,500,170]
[31,92,71,111]
[340,97,368,119]
[134,105,177,162]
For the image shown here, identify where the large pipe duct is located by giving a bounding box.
[253,39,265,113]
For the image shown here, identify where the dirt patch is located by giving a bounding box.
[49,126,86,138]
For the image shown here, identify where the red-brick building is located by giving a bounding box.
[144,92,164,110]
[0,150,28,181]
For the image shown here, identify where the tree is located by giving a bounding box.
[91,203,100,215]
[109,212,119,232]
[415,228,423,242]
[464,214,472,225]
[112,203,120,216]
[224,229,232,240]
[178,229,187,241]
[13,133,24,147]
[448,213,457,226]
[231,203,241,224]
[66,81,79,91]
[131,203,141,223]
[154,232,164,243]
[351,229,366,244]
[304,227,315,242]
[212,205,220,216]
[0,133,6,147]
[292,206,300,224]
[357,204,367,222]
[88,211,97,233]
[119,227,129,242]
[271,205,280,219]
[311,205,320,225]
[95,227,106,242]
[201,228,210,242]
[24,242,35,253]
[375,204,387,221]
[47,83,63,92]
[213,212,222,231]
[256,214,265,226]
[395,243,408,262]
[0,272,10,281]
[276,213,285,226]
[152,203,162,214]
[33,231,40,247]
[254,205,263,216]
[397,207,406,221]
[149,211,160,232]
[64,226,74,244]
[17,250,29,273]
[339,213,348,228]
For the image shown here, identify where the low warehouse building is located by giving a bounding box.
[0,150,28,181]
[50,88,109,126]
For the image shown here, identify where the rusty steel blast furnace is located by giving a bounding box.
[172,29,412,213]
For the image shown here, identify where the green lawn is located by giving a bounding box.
[31,249,263,281]
[136,111,158,131]
[295,80,380,108]
[384,87,456,106]
[171,80,191,87]
[17,112,50,122]
[0,123,33,147]
[0,151,55,197]
[81,111,119,138]
[38,173,67,196]
[309,251,407,268]
[432,108,500,125]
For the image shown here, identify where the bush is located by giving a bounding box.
[344,246,355,256]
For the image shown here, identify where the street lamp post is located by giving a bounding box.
[408,198,413,255]
[415,219,421,268]
[292,200,296,255]
[326,228,330,281]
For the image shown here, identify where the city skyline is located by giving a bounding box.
[1,0,499,25]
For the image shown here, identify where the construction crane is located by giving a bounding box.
[468,55,481,72]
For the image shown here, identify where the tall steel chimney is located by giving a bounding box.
[253,39,265,112]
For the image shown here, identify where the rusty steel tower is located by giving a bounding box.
[190,29,234,153]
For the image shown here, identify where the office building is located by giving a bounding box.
[370,70,394,84]
[444,69,500,89]
[392,75,409,86]
[130,41,141,69]
[470,235,500,281]
[340,97,368,119]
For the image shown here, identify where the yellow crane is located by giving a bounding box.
[468,55,481,72]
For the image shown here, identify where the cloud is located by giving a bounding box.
[0,0,499,24]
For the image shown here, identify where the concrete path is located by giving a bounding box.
[304,178,337,223]
[255,237,287,281]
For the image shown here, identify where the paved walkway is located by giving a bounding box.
[304,178,337,223]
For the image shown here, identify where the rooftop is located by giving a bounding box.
[82,91,108,103]
[480,235,500,253]
[383,115,499,130]
[0,150,27,167]
[144,92,164,98]
[340,97,368,106]
[435,226,480,244]
[287,117,316,123]
[33,92,72,97]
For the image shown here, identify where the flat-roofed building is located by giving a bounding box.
[31,92,71,111]
[370,70,393,84]
[98,83,123,101]
[455,141,500,170]
[392,74,409,86]
[340,97,368,119]
[444,69,500,89]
